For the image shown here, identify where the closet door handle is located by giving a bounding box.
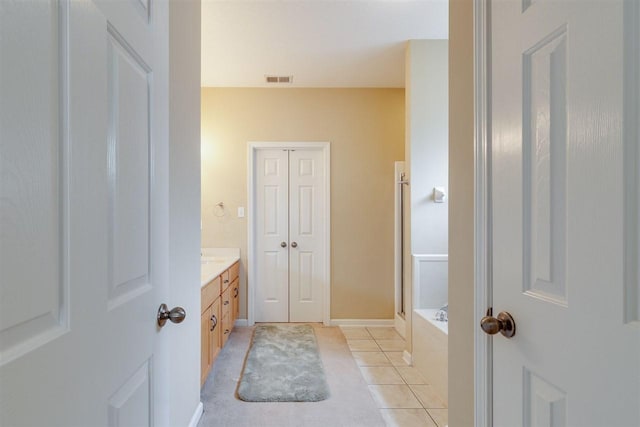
[291,241,298,248]
[281,242,287,248]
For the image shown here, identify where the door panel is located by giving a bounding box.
[255,149,289,322]
[0,1,169,425]
[289,149,325,322]
[522,27,567,304]
[107,26,152,310]
[491,1,639,426]
[108,360,152,427]
[0,0,68,364]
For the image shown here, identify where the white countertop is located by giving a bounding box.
[200,248,240,287]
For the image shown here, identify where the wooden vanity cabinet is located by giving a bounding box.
[209,298,221,370]
[200,275,221,386]
[200,305,211,385]
[201,261,240,387]
[220,286,232,347]
[231,278,239,326]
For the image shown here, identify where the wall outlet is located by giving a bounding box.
[237,207,245,218]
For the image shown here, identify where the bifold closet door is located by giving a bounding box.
[254,148,326,323]
[255,149,290,322]
[289,149,325,322]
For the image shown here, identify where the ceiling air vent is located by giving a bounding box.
[265,75,293,84]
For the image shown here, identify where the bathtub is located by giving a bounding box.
[412,309,448,404]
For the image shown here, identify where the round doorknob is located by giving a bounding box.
[291,241,298,248]
[480,310,516,338]
[157,303,186,327]
[281,242,287,248]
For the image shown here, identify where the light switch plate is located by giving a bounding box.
[238,207,245,218]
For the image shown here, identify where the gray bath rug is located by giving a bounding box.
[237,324,330,402]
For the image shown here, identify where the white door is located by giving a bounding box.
[1,1,173,426]
[255,149,290,322]
[288,149,326,322]
[490,0,639,426]
[254,147,327,323]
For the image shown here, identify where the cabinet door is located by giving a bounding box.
[210,297,222,366]
[200,305,212,387]
[231,278,239,325]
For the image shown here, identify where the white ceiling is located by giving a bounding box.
[201,0,448,88]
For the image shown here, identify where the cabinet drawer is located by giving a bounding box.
[229,261,239,283]
[221,286,231,320]
[201,276,221,313]
[220,269,230,290]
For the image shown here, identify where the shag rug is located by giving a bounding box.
[237,324,330,402]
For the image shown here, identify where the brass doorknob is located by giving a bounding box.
[480,309,516,338]
[157,303,186,327]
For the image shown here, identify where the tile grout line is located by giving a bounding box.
[342,326,448,426]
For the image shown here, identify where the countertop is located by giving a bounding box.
[200,248,240,288]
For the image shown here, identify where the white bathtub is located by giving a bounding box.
[412,309,448,404]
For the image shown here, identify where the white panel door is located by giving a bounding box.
[253,147,327,323]
[289,149,326,322]
[490,1,639,426]
[255,149,290,322]
[0,1,171,426]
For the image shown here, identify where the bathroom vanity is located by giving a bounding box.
[200,249,240,386]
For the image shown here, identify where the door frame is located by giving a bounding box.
[247,141,331,326]
[474,0,492,426]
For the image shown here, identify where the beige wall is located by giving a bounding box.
[448,0,475,425]
[201,88,405,320]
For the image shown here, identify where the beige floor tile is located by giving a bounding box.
[395,366,428,385]
[367,327,404,340]
[380,409,438,427]
[409,385,448,409]
[340,327,373,339]
[377,340,406,351]
[352,351,393,366]
[348,339,381,351]
[427,409,448,427]
[385,351,410,366]
[359,367,405,385]
[368,385,423,409]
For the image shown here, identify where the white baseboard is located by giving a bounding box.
[330,319,395,327]
[187,402,203,427]
[403,350,412,366]
[234,319,248,327]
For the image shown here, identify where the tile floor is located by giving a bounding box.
[341,326,448,427]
